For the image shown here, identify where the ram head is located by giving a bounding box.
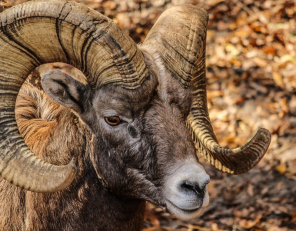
[0,0,271,220]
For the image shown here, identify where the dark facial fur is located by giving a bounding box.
[77,52,198,205]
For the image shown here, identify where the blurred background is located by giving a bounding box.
[1,0,296,230]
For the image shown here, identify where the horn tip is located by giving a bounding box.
[257,127,271,145]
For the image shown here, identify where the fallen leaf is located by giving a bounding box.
[253,57,268,67]
[272,71,285,88]
[276,165,287,174]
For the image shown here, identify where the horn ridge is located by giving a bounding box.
[142,5,208,88]
[0,0,148,192]
[142,4,271,174]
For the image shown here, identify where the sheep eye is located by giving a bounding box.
[104,116,121,126]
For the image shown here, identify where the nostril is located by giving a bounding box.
[180,181,205,196]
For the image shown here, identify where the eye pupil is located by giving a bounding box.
[105,116,121,126]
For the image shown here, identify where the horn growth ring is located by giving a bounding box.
[0,0,149,192]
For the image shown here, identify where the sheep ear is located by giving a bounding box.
[41,70,89,113]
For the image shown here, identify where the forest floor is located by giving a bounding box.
[2,0,296,230]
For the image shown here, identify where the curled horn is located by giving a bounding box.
[142,4,271,174]
[0,0,149,192]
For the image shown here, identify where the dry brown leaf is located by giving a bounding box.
[253,57,268,67]
[276,164,287,174]
[272,71,285,88]
[263,47,276,55]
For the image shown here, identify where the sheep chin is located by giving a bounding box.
[165,199,204,220]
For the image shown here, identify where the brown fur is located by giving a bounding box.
[0,78,145,230]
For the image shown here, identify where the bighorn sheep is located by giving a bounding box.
[0,1,271,230]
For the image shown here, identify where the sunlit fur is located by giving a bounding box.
[0,52,209,230]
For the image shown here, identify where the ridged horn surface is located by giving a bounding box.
[0,0,149,192]
[142,4,271,174]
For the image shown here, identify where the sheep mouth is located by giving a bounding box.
[164,188,209,220]
[167,199,202,212]
[164,199,203,220]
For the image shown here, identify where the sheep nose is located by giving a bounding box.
[164,159,210,212]
[180,180,206,198]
